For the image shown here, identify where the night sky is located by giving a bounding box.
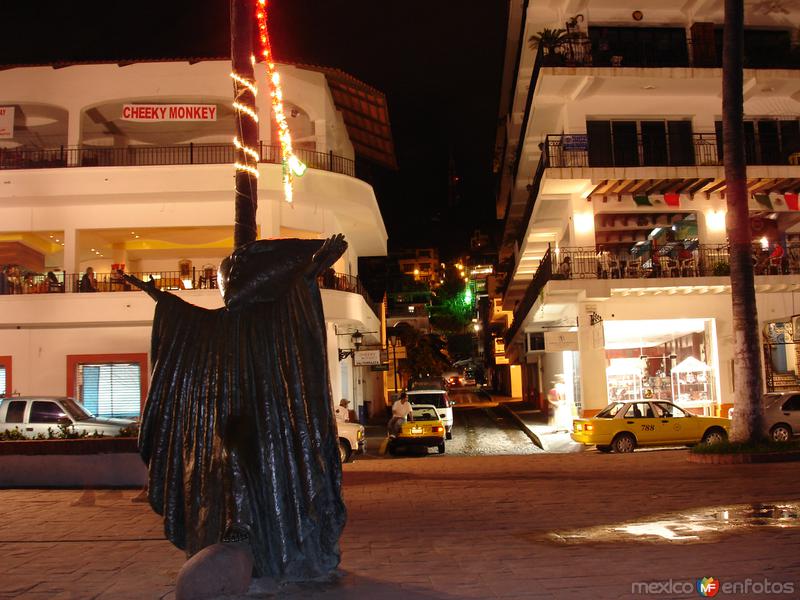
[2,1,508,258]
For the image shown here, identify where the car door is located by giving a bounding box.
[653,401,695,444]
[28,400,70,437]
[621,402,660,445]
[780,394,800,434]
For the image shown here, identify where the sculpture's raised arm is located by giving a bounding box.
[121,271,167,302]
[308,234,347,279]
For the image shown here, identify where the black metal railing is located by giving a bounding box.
[504,242,800,344]
[0,268,375,309]
[505,245,552,346]
[539,37,800,70]
[543,133,800,168]
[514,152,547,254]
[0,143,356,178]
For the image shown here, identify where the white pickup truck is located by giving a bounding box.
[0,397,136,438]
[336,419,365,463]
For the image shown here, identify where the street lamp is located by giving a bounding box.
[338,330,364,361]
[387,326,401,395]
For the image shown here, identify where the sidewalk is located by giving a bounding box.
[492,396,583,453]
[2,452,800,599]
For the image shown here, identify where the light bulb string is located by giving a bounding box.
[255,0,304,203]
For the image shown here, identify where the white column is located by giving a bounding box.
[66,109,82,166]
[569,194,596,248]
[63,228,78,277]
[314,119,327,152]
[578,309,609,416]
[698,197,728,246]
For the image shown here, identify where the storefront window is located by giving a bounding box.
[603,319,719,414]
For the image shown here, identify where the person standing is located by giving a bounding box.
[80,267,97,292]
[334,398,351,422]
[388,393,413,437]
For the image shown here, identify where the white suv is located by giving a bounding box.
[0,397,136,437]
[336,419,365,462]
[406,389,454,439]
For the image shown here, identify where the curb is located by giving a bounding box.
[497,403,544,450]
[687,451,800,464]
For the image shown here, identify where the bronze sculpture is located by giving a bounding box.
[126,234,347,582]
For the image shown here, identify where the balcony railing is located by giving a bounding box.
[544,133,800,169]
[540,38,800,70]
[0,268,376,315]
[0,143,356,178]
[504,243,800,344]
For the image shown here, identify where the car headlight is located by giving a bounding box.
[357,429,364,440]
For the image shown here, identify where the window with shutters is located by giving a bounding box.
[67,353,147,418]
[0,356,11,398]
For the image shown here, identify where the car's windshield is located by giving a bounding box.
[595,402,625,418]
[408,393,447,409]
[61,398,93,421]
[412,407,440,421]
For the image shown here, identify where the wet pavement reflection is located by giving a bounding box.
[546,502,800,544]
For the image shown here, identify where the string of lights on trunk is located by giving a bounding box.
[230,0,306,203]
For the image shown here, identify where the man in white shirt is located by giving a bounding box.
[388,393,413,436]
[334,399,350,422]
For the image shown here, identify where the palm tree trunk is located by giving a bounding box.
[231,0,259,249]
[723,0,765,442]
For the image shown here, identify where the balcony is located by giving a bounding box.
[0,143,356,179]
[0,268,378,317]
[505,243,800,345]
[544,133,800,169]
[539,31,800,70]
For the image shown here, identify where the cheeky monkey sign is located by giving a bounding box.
[121,104,218,122]
[0,106,14,138]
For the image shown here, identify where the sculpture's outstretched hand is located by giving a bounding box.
[121,271,165,302]
[309,234,347,277]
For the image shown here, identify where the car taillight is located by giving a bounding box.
[432,426,443,433]
[584,424,593,431]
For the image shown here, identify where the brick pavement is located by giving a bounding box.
[1,451,799,599]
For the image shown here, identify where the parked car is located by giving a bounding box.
[387,404,446,456]
[405,388,454,439]
[0,396,136,438]
[729,392,800,442]
[336,419,365,463]
[571,400,730,453]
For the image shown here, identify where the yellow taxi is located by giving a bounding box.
[387,404,447,456]
[571,400,730,453]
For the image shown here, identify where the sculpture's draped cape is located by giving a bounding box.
[137,237,347,581]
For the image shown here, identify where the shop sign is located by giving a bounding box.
[562,134,587,151]
[121,104,218,122]
[370,364,389,372]
[0,106,14,138]
[544,331,579,352]
[354,350,381,366]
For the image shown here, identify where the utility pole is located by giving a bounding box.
[231,0,259,249]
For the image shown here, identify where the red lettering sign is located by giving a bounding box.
[122,104,218,122]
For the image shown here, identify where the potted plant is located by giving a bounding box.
[528,28,570,64]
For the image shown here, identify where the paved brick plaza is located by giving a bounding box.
[1,451,798,599]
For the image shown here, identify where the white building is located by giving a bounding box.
[0,58,395,422]
[494,1,800,418]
